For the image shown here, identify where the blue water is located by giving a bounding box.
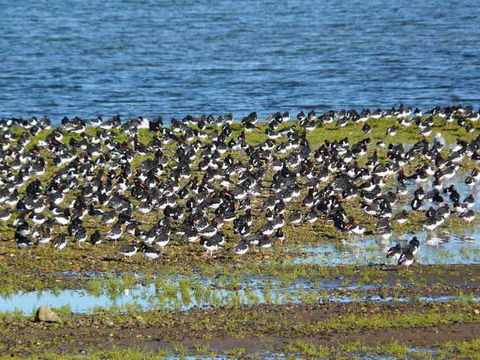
[1,0,479,123]
[1,280,478,315]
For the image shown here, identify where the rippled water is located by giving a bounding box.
[1,0,479,123]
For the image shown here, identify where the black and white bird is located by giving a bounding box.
[117,243,139,259]
[141,244,162,260]
[230,240,249,256]
[386,244,402,263]
[404,236,420,256]
[52,233,68,250]
[89,230,102,245]
[398,249,415,268]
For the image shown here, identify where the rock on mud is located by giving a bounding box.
[34,305,62,323]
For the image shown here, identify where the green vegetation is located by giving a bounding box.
[1,115,480,295]
[2,338,479,359]
[0,348,172,360]
[283,340,410,358]
[0,302,479,358]
[439,339,480,360]
[2,116,480,358]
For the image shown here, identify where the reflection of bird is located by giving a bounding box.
[425,233,444,246]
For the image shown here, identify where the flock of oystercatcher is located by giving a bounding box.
[1,105,479,267]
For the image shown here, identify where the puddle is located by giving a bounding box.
[0,278,337,315]
[290,227,480,266]
[286,176,480,266]
[1,276,478,315]
[408,347,440,355]
[401,174,480,209]
[67,348,442,360]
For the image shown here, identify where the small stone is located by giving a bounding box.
[34,306,62,323]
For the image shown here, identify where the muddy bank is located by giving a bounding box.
[1,301,479,357]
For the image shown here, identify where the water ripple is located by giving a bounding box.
[0,0,479,123]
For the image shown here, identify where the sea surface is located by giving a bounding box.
[1,0,479,124]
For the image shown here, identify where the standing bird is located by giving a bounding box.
[386,244,402,263]
[141,244,162,260]
[398,249,415,268]
[230,240,249,256]
[117,243,139,260]
[433,132,446,149]
[89,230,102,245]
[52,233,68,250]
[106,223,123,242]
[73,227,88,247]
[404,236,420,256]
[15,233,31,249]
